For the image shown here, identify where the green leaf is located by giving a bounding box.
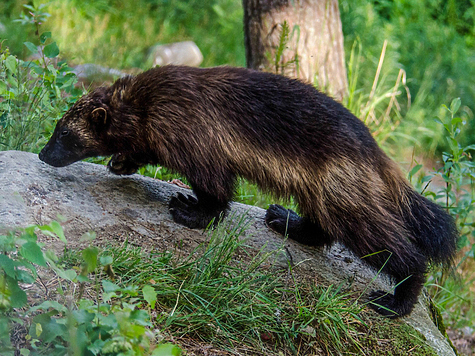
[29,300,68,313]
[463,144,475,152]
[72,309,95,324]
[447,137,459,153]
[0,80,7,95]
[37,221,67,243]
[31,313,67,343]
[44,249,58,262]
[16,269,36,284]
[88,339,106,355]
[5,55,17,73]
[81,231,96,242]
[98,313,117,329]
[421,175,432,183]
[50,221,66,243]
[102,291,116,303]
[55,268,77,282]
[22,227,38,242]
[142,285,157,309]
[35,322,43,337]
[102,280,120,293]
[77,275,90,284]
[408,164,422,178]
[23,42,38,54]
[82,247,98,273]
[152,343,182,356]
[449,97,461,115]
[40,31,52,44]
[0,255,16,278]
[434,118,444,126]
[100,255,113,266]
[43,42,59,58]
[6,276,27,308]
[23,4,35,11]
[20,242,47,267]
[437,122,450,133]
[451,116,463,126]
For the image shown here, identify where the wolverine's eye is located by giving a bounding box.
[60,129,70,138]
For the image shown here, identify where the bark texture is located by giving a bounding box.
[243,0,348,100]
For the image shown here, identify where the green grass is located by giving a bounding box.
[1,218,445,355]
[105,215,363,354]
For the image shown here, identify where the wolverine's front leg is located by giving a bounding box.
[169,174,235,229]
[108,153,147,175]
[169,188,230,229]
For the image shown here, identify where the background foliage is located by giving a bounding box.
[2,0,474,151]
[340,0,475,153]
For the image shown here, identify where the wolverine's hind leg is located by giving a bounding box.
[265,204,333,246]
[368,255,427,318]
[369,274,426,318]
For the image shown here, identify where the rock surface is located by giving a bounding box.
[0,150,455,355]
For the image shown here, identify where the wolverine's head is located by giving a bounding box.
[39,87,115,167]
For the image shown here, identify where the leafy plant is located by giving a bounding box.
[0,222,67,355]
[0,222,184,356]
[272,21,300,76]
[0,215,368,355]
[0,4,81,153]
[410,98,475,328]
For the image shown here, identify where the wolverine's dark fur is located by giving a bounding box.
[39,65,458,318]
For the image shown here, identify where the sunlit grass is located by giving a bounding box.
[103,216,365,354]
[39,0,246,69]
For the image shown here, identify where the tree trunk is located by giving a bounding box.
[243,0,348,100]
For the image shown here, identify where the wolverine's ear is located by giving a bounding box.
[91,107,110,126]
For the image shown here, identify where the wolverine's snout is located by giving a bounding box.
[39,137,81,167]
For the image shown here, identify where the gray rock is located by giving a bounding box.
[0,150,455,355]
[148,41,203,67]
[72,63,128,87]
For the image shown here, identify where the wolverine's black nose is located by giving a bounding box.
[38,144,52,163]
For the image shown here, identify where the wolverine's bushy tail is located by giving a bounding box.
[403,189,458,265]
[381,157,458,266]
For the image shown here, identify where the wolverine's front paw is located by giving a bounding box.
[108,154,140,175]
[169,192,220,229]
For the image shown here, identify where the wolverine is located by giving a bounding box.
[39,65,457,318]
